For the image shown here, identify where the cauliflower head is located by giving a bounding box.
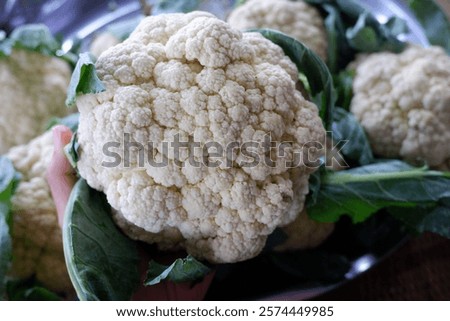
[7,131,72,293]
[0,49,71,154]
[227,0,328,60]
[350,46,450,168]
[76,12,325,263]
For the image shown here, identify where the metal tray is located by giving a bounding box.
[0,0,430,300]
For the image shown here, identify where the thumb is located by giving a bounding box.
[46,125,77,228]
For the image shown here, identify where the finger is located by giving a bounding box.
[46,125,77,228]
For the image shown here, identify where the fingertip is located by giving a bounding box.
[52,125,73,149]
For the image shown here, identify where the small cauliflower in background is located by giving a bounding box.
[89,32,121,58]
[227,0,328,60]
[276,210,335,252]
[276,139,344,252]
[350,46,450,168]
[6,131,72,294]
[0,50,71,154]
[76,12,325,264]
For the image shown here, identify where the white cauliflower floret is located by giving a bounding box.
[76,12,325,264]
[276,209,335,252]
[227,0,328,60]
[0,49,71,154]
[6,131,72,293]
[350,46,450,168]
[90,32,121,58]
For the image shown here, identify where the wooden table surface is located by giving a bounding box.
[437,0,450,15]
[315,234,450,300]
